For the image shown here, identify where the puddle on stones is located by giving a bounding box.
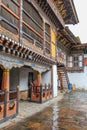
[2,90,87,130]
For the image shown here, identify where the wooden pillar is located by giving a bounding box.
[2,69,10,91]
[37,73,42,86]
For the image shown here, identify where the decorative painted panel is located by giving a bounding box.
[52,43,56,58]
[51,29,56,44]
[51,29,56,58]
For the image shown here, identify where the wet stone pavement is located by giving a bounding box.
[2,90,87,130]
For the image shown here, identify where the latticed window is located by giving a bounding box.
[23,0,43,48]
[67,55,83,70]
[45,23,51,54]
[1,0,19,15]
[23,24,43,49]
[23,1,42,26]
[74,62,78,67]
[73,56,78,67]
[74,56,78,61]
[1,8,18,26]
[45,42,50,54]
[45,23,51,42]
[23,12,43,35]
[0,0,19,34]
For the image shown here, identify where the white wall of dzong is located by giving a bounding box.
[42,70,51,86]
[52,65,58,97]
[19,67,38,91]
[10,67,38,91]
[68,54,87,90]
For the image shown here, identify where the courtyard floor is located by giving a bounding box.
[1,90,87,130]
[0,91,65,129]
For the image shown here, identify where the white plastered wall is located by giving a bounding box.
[42,70,51,85]
[68,54,87,90]
[19,67,38,91]
[52,65,58,97]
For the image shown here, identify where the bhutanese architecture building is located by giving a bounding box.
[0,0,87,123]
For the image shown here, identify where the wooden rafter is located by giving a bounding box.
[53,0,79,24]
[35,0,65,29]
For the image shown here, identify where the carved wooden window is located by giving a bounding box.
[74,56,78,61]
[0,0,19,34]
[45,23,51,42]
[23,11,43,35]
[23,0,43,49]
[1,8,18,27]
[2,0,19,15]
[23,1,42,26]
[23,24,43,49]
[45,42,50,54]
[67,56,73,67]
[73,56,78,67]
[67,55,83,70]
[45,23,51,54]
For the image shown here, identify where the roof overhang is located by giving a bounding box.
[71,43,87,54]
[54,0,79,24]
[35,0,65,29]
[57,27,80,50]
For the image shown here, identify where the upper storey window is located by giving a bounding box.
[23,1,42,26]
[67,55,84,71]
[0,0,19,34]
[23,1,43,35]
[45,23,51,54]
[1,0,19,15]
[23,1,43,49]
[45,23,51,42]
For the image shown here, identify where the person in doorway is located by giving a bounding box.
[28,81,33,98]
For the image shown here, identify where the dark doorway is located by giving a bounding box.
[0,68,3,90]
[28,72,33,98]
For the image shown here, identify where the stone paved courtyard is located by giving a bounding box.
[0,91,65,129]
[1,90,87,130]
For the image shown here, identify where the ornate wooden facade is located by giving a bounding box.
[0,0,83,123]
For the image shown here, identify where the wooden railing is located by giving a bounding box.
[30,84,53,103]
[0,89,19,123]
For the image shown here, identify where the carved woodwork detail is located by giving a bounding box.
[53,0,79,24]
